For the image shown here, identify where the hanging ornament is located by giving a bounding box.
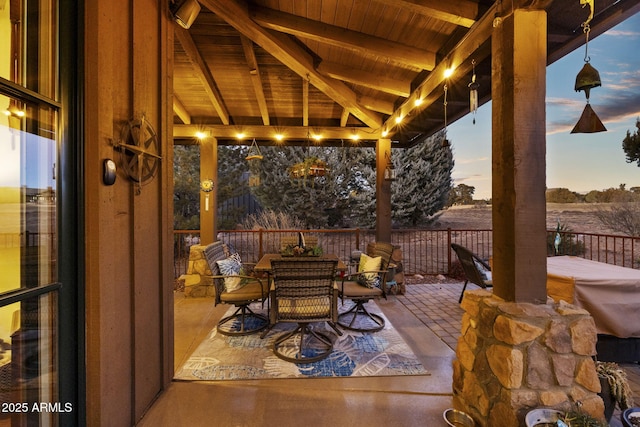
[245,138,263,161]
[200,178,214,211]
[245,138,263,187]
[468,59,480,125]
[571,0,606,134]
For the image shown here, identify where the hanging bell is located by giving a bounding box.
[574,62,601,100]
[571,103,607,134]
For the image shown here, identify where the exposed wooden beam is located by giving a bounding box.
[173,25,230,125]
[240,35,270,126]
[374,0,478,28]
[251,6,436,70]
[382,1,499,135]
[199,0,382,129]
[317,61,411,97]
[358,95,394,115]
[340,109,350,128]
[173,96,191,124]
[174,124,380,140]
[302,77,309,127]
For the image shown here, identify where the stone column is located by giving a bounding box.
[452,290,604,426]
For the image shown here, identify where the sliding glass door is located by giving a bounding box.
[0,0,72,424]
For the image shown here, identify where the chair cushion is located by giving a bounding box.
[276,297,332,319]
[474,260,492,282]
[341,280,383,298]
[216,253,244,292]
[220,278,267,303]
[357,253,382,288]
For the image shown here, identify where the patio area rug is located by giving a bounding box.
[174,303,429,381]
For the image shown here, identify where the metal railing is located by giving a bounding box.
[173,228,640,279]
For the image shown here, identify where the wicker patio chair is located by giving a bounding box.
[337,242,394,332]
[451,243,493,303]
[268,259,341,363]
[203,242,269,336]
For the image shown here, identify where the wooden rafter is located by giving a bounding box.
[173,25,230,125]
[374,0,478,28]
[317,61,411,98]
[250,6,437,71]
[302,77,309,127]
[358,95,394,115]
[199,0,382,130]
[173,96,191,124]
[240,35,270,126]
[381,1,499,135]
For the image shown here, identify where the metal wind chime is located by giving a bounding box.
[468,59,480,125]
[442,83,450,147]
[571,0,607,134]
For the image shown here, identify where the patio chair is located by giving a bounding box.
[451,243,493,303]
[203,242,269,336]
[269,259,341,363]
[338,242,394,332]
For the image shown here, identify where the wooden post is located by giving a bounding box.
[376,138,392,243]
[200,137,218,244]
[491,9,548,303]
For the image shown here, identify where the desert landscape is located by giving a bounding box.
[432,203,619,235]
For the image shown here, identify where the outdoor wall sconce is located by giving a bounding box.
[384,151,396,181]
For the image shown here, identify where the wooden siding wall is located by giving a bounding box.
[84,1,174,425]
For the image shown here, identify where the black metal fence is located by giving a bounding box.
[173,228,640,279]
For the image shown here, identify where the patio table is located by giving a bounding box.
[254,253,347,274]
[547,256,640,339]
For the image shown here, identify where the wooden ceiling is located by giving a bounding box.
[172,0,640,147]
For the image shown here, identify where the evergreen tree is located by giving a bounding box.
[217,145,252,229]
[392,131,454,226]
[447,183,476,206]
[622,118,640,166]
[173,145,200,229]
[251,145,337,228]
[332,146,377,228]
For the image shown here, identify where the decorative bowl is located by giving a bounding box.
[524,408,563,427]
[443,408,475,427]
[622,407,640,427]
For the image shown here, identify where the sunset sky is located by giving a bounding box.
[447,12,640,200]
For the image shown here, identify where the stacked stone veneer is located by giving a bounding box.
[177,245,215,297]
[453,289,604,427]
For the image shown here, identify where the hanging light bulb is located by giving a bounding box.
[468,59,480,125]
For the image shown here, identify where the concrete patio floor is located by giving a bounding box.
[138,281,640,426]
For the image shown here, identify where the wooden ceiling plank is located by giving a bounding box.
[173,96,191,124]
[240,35,270,125]
[317,61,411,97]
[199,0,382,129]
[174,25,231,125]
[250,5,437,70]
[374,0,478,28]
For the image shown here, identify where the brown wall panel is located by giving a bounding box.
[84,0,172,425]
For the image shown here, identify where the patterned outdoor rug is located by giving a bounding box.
[175,303,429,381]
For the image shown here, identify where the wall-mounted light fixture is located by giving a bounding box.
[384,151,396,181]
[170,0,201,29]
